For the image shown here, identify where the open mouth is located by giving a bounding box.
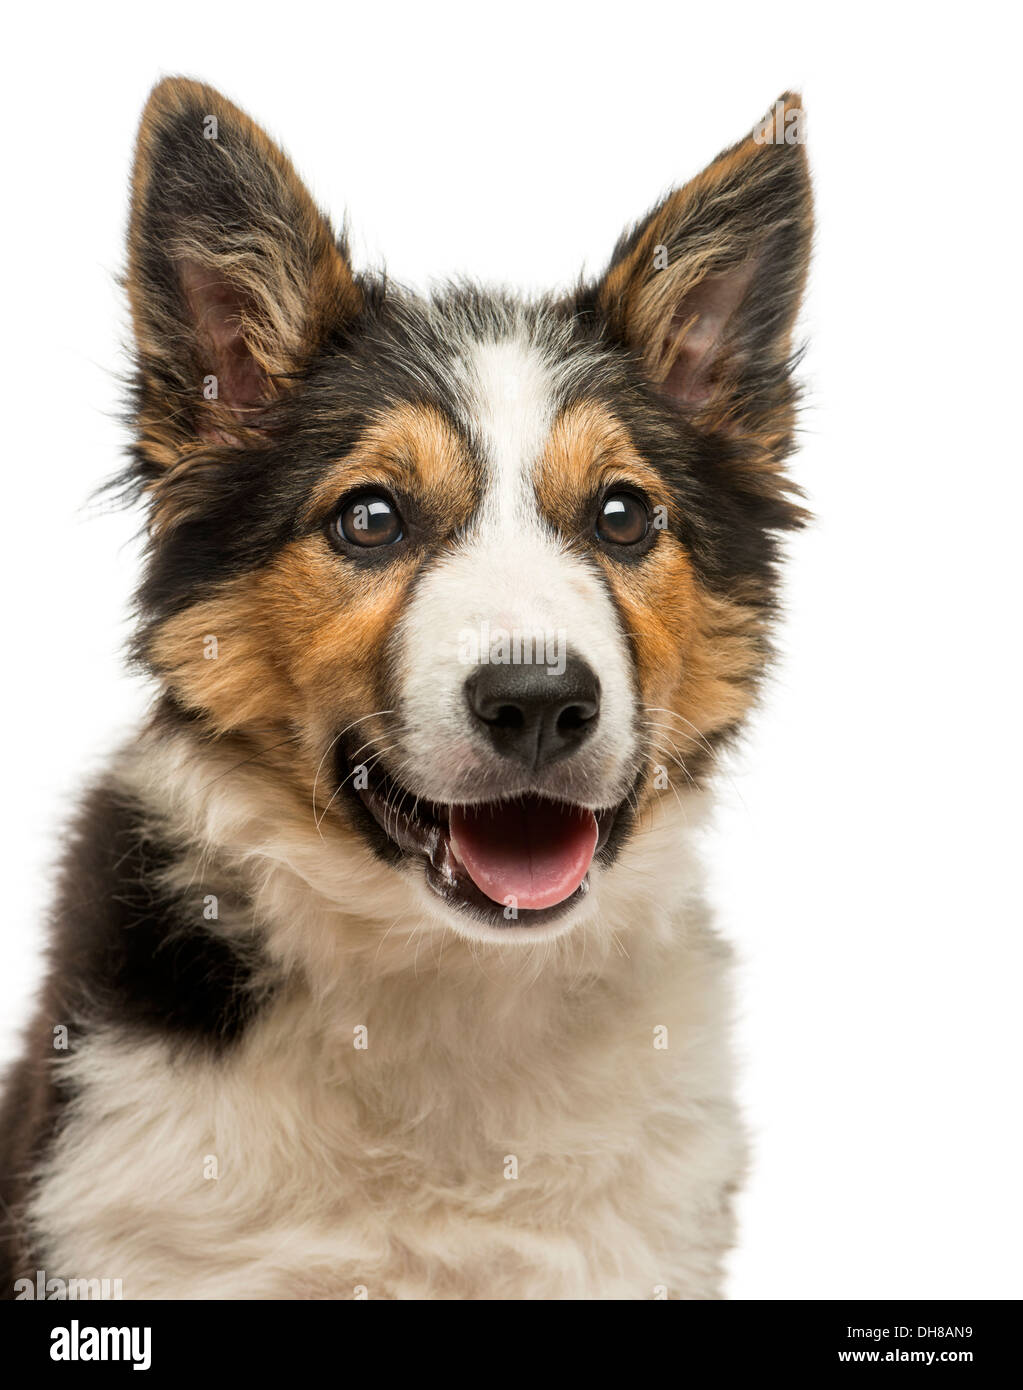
[337,748,623,926]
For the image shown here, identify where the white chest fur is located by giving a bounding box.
[29,921,742,1300]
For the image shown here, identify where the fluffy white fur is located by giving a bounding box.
[27,731,745,1299]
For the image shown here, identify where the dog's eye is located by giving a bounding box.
[596,492,649,546]
[335,494,403,548]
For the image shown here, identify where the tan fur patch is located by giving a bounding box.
[534,400,673,520]
[149,543,418,817]
[149,403,479,816]
[534,400,763,796]
[304,403,477,525]
[596,558,764,797]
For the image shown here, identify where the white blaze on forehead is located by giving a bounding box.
[453,335,581,636]
[457,336,559,533]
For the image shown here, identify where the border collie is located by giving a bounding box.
[0,79,811,1299]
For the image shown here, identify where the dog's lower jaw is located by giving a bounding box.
[20,730,745,1300]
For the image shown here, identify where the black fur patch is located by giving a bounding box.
[0,779,271,1295]
[46,780,269,1047]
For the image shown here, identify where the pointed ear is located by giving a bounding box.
[594,93,812,444]
[127,78,362,459]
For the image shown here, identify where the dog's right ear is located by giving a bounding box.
[127,77,362,465]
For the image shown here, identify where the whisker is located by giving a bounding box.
[311,710,395,825]
[643,707,749,812]
[314,741,398,837]
[640,741,690,815]
[646,738,699,792]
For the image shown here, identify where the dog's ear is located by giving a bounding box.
[127,77,362,460]
[593,93,812,447]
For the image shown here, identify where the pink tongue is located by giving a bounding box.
[449,798,598,910]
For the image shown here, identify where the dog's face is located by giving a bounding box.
[124,80,811,943]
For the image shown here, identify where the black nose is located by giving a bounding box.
[465,653,600,769]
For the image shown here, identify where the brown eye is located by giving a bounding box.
[596,491,649,546]
[336,493,403,548]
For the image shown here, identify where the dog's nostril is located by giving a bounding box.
[557,704,592,734]
[492,704,525,730]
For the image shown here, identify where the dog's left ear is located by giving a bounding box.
[592,93,812,446]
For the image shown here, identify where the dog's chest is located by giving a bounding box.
[30,950,742,1299]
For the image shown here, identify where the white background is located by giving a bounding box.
[3,2,1020,1299]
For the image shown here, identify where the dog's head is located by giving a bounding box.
[123,79,811,943]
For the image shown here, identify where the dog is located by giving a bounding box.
[0,79,811,1300]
